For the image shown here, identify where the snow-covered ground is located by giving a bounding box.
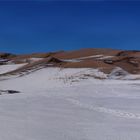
[0,67,140,140]
[62,55,114,62]
[0,63,26,74]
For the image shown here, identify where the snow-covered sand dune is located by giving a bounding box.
[0,63,26,74]
[0,67,140,140]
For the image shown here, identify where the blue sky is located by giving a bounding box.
[0,1,140,53]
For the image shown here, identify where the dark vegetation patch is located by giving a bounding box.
[0,90,20,95]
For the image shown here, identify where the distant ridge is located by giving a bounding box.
[0,48,140,76]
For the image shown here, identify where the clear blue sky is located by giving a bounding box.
[0,0,140,53]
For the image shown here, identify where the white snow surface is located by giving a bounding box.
[0,63,27,74]
[28,57,43,62]
[76,55,114,60]
[0,67,140,140]
[77,54,104,59]
[61,59,81,62]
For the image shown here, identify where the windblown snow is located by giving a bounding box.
[0,65,140,140]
